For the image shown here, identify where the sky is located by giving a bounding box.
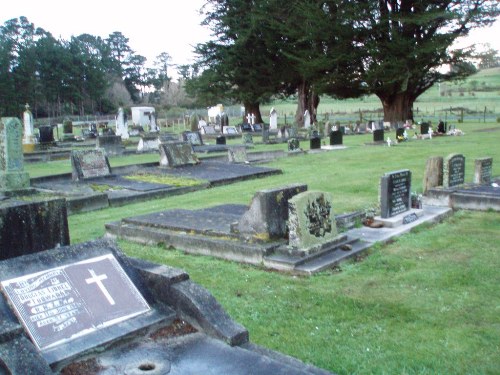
[2,0,499,79]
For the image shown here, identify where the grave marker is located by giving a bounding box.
[137,133,160,152]
[288,138,300,151]
[159,142,200,168]
[473,157,492,185]
[373,129,384,142]
[443,153,465,188]
[423,156,443,193]
[380,169,412,218]
[228,146,248,163]
[182,131,203,146]
[269,108,278,130]
[242,132,253,144]
[0,117,30,190]
[330,130,343,146]
[71,149,111,181]
[310,135,321,149]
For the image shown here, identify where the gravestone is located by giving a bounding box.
[237,183,307,240]
[129,125,145,137]
[373,129,384,142]
[288,191,338,251]
[201,125,217,135]
[228,146,248,163]
[329,130,343,146]
[182,131,203,146]
[96,135,124,156]
[216,135,226,145]
[242,132,253,144]
[159,142,200,168]
[443,153,465,188]
[190,113,200,132]
[380,169,412,218]
[288,138,300,151]
[437,121,446,133]
[22,104,35,149]
[39,126,55,144]
[396,128,405,140]
[269,108,278,130]
[158,133,179,143]
[71,149,111,181]
[288,126,298,138]
[62,118,76,141]
[262,128,270,143]
[420,122,430,135]
[310,135,321,150]
[251,123,262,132]
[422,156,443,193]
[115,107,129,140]
[304,110,311,128]
[0,198,70,260]
[473,157,492,185]
[0,117,30,190]
[137,133,159,152]
[223,126,238,135]
[278,126,289,140]
[241,123,252,132]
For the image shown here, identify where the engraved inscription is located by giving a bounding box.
[305,196,332,238]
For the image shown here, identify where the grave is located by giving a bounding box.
[22,104,36,152]
[1,117,31,190]
[200,125,217,135]
[288,138,301,152]
[423,154,500,211]
[329,130,343,146]
[309,135,321,150]
[159,142,200,168]
[420,122,430,135]
[216,135,226,145]
[374,169,424,227]
[182,131,203,146]
[269,108,278,130]
[228,146,248,163]
[39,126,55,145]
[136,133,160,152]
[96,135,124,156]
[106,185,370,274]
[71,149,112,181]
[0,239,331,374]
[240,123,252,132]
[223,126,239,136]
[242,132,253,145]
[373,129,384,143]
[61,118,76,142]
[115,107,129,140]
[252,123,263,132]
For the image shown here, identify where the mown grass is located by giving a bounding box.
[50,118,500,374]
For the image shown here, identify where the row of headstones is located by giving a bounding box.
[423,154,493,192]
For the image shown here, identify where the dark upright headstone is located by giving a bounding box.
[396,128,405,139]
[310,136,321,150]
[473,157,492,185]
[329,130,343,146]
[380,169,412,218]
[437,121,446,133]
[38,126,55,144]
[443,153,465,188]
[373,129,384,142]
[216,135,226,145]
[420,122,430,135]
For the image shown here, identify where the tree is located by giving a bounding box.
[355,0,499,122]
[476,45,500,69]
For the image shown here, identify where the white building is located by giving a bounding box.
[131,106,156,128]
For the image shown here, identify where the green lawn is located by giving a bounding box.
[52,119,500,374]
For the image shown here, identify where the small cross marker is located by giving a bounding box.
[85,269,115,305]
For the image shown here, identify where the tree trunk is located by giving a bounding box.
[295,80,320,127]
[244,101,263,124]
[377,92,414,123]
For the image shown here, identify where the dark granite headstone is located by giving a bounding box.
[380,169,412,218]
[38,126,55,143]
[241,123,252,132]
[373,129,384,142]
[396,128,405,139]
[473,157,492,185]
[420,122,430,135]
[251,123,262,132]
[437,121,446,133]
[237,183,307,240]
[159,142,200,168]
[329,130,343,146]
[216,135,226,145]
[0,198,69,260]
[182,131,203,146]
[443,153,465,188]
[310,136,321,150]
[71,149,112,181]
[288,138,300,151]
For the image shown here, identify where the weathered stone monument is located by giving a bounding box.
[423,156,443,193]
[115,107,129,140]
[288,138,300,152]
[22,104,36,152]
[159,142,200,168]
[443,153,465,188]
[182,131,203,146]
[269,107,278,130]
[96,134,124,156]
[71,149,112,181]
[228,146,248,163]
[136,133,160,152]
[242,132,253,145]
[0,117,30,190]
[473,157,492,185]
[190,113,200,132]
[304,110,311,128]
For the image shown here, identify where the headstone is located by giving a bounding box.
[129,125,145,137]
[278,126,289,140]
[0,198,70,260]
[251,123,262,132]
[420,122,430,135]
[198,119,207,128]
[287,138,300,151]
[242,133,253,145]
[304,110,311,128]
[329,130,343,146]
[380,169,412,218]
[159,142,200,168]
[137,133,160,152]
[228,146,247,163]
[115,107,129,140]
[262,128,270,143]
[38,126,54,144]
[182,131,203,146]
[310,135,321,150]
[190,113,200,132]
[216,135,226,145]
[396,128,405,140]
[201,125,217,135]
[288,191,338,249]
[422,156,443,193]
[62,118,74,141]
[373,129,384,142]
[241,123,252,132]
[443,153,465,188]
[473,157,492,185]
[223,126,238,135]
[220,113,229,132]
[96,135,124,156]
[269,108,278,130]
[22,103,35,145]
[237,184,307,239]
[0,117,30,190]
[288,126,298,138]
[149,111,159,132]
[71,149,111,181]
[437,121,446,133]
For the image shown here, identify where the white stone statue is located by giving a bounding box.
[115,107,129,139]
[304,110,311,128]
[23,103,35,144]
[269,108,278,130]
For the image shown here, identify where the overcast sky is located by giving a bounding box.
[2,0,499,78]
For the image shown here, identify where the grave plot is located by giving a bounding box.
[181,130,229,153]
[31,145,281,214]
[0,239,332,374]
[106,184,372,274]
[423,154,500,211]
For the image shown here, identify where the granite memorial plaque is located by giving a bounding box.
[373,129,384,142]
[473,157,492,185]
[71,149,111,181]
[310,136,321,150]
[443,153,465,188]
[330,130,343,146]
[380,169,412,218]
[159,142,200,168]
[1,253,150,351]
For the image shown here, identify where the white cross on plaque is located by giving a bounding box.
[85,269,116,305]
